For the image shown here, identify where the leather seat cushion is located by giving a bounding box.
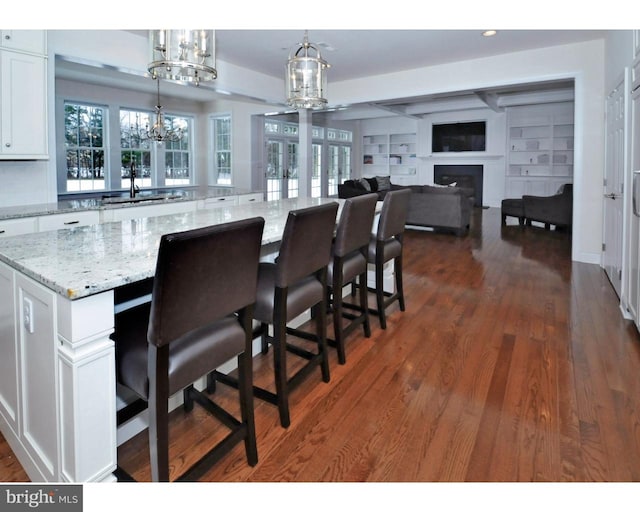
[328,250,367,286]
[113,302,245,399]
[367,237,402,263]
[253,262,324,324]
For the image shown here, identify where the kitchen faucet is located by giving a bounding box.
[129,161,140,198]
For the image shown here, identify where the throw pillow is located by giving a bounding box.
[375,175,391,191]
[359,178,371,191]
[366,177,379,192]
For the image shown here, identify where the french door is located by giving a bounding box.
[328,144,351,196]
[266,139,298,200]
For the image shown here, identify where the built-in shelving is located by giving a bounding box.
[362,132,417,183]
[505,102,574,198]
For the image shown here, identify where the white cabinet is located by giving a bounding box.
[505,177,567,199]
[0,31,46,55]
[15,272,59,481]
[505,103,574,198]
[0,46,48,159]
[0,217,37,238]
[37,211,100,232]
[238,192,264,205]
[199,195,238,209]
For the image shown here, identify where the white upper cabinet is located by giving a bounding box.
[0,30,48,160]
[0,30,47,56]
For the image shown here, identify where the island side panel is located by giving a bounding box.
[57,290,117,482]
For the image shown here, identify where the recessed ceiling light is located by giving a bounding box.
[482,30,497,37]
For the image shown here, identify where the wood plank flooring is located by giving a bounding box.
[2,207,640,482]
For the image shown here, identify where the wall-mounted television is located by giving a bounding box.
[432,121,486,153]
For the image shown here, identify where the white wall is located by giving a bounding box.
[331,39,606,264]
[605,31,634,91]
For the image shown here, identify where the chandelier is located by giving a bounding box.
[144,77,183,143]
[148,29,217,86]
[285,31,329,110]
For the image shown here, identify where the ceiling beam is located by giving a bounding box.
[367,103,423,120]
[475,91,503,112]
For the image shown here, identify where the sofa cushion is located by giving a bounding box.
[359,178,372,191]
[344,179,366,191]
[375,176,391,191]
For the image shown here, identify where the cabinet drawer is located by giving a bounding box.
[37,211,100,232]
[201,196,238,209]
[0,217,37,237]
[238,193,264,205]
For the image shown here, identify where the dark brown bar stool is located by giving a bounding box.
[213,202,339,428]
[112,217,264,482]
[365,188,411,329]
[327,193,378,364]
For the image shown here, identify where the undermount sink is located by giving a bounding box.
[102,194,183,205]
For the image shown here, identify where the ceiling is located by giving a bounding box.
[56,29,606,120]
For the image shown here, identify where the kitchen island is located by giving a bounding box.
[0,197,341,482]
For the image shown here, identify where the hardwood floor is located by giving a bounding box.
[2,206,640,482]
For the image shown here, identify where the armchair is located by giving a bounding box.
[522,184,573,230]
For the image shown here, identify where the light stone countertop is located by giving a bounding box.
[0,187,254,221]
[0,197,342,300]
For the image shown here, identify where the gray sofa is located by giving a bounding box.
[338,178,473,235]
[405,185,472,236]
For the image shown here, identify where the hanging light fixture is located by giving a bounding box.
[144,77,183,143]
[148,29,217,86]
[285,30,329,110]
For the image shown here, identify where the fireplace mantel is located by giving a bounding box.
[420,153,504,160]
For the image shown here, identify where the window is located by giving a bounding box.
[61,97,194,195]
[212,115,232,185]
[164,115,191,186]
[120,109,152,189]
[64,102,106,192]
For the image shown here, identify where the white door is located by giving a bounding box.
[603,77,626,297]
[629,72,640,326]
[265,139,298,200]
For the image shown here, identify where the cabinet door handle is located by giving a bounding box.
[634,171,640,217]
[4,35,10,40]
[63,220,80,225]
[0,230,5,234]
[5,143,11,148]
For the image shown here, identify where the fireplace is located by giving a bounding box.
[434,165,483,207]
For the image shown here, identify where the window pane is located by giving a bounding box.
[213,115,232,185]
[64,102,107,192]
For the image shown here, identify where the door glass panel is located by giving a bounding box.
[328,145,339,196]
[340,145,351,183]
[312,143,322,197]
[266,140,284,201]
[288,142,299,198]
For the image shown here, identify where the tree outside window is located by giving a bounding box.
[64,102,106,192]
[212,115,232,185]
[120,109,152,189]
